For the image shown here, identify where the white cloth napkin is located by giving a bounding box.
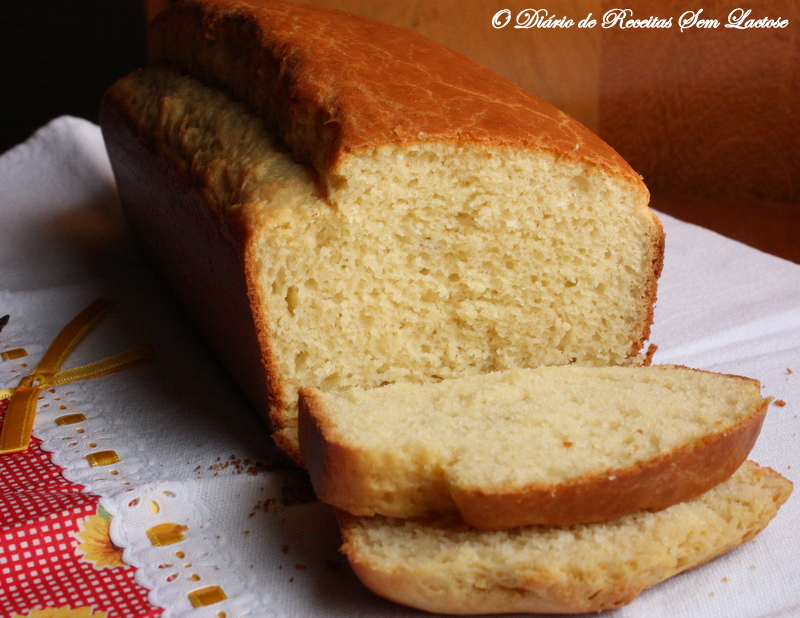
[1,116,799,617]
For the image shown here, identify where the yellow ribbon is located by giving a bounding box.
[0,298,154,454]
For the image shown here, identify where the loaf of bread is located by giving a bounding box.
[338,460,792,615]
[299,364,768,528]
[100,0,664,464]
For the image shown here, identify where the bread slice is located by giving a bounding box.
[338,460,792,615]
[299,365,769,528]
[100,0,664,465]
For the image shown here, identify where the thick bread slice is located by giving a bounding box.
[101,0,664,465]
[338,461,792,615]
[299,365,769,528]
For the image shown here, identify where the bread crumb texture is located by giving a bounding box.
[301,365,767,523]
[108,65,661,452]
[339,461,792,614]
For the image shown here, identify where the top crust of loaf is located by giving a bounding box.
[148,0,646,187]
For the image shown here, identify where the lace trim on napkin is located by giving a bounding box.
[2,320,281,617]
[37,388,285,616]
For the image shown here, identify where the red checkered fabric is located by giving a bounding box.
[0,399,162,617]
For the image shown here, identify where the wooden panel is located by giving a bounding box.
[145,0,174,23]
[651,195,800,264]
[597,0,800,204]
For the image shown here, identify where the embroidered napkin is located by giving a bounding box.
[1,116,798,618]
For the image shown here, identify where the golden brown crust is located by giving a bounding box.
[454,397,768,529]
[338,509,768,616]
[633,212,666,359]
[148,0,645,185]
[298,387,389,507]
[297,387,333,492]
[299,373,769,527]
[242,235,300,462]
[342,554,638,615]
[300,387,419,515]
[336,464,793,615]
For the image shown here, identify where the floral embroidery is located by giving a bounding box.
[75,505,125,569]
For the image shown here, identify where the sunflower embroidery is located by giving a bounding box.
[75,505,125,569]
[13,606,108,618]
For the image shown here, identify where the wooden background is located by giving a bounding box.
[4,0,798,263]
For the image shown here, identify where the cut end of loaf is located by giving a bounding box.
[107,0,664,464]
[261,143,661,455]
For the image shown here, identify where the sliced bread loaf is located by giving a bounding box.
[100,0,664,464]
[338,460,792,615]
[299,365,769,528]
